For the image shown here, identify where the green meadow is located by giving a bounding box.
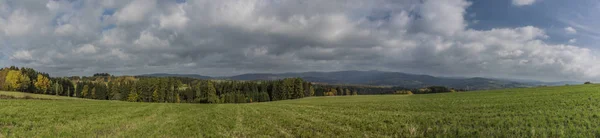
[2,84,600,137]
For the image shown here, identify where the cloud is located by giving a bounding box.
[158,3,189,30]
[73,44,97,54]
[133,31,169,48]
[115,0,156,24]
[569,39,577,43]
[10,50,33,62]
[2,9,38,36]
[565,27,577,34]
[0,0,598,81]
[54,24,77,36]
[512,0,537,6]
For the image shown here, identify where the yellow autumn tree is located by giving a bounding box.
[4,70,29,91]
[0,69,9,90]
[81,85,89,98]
[34,74,51,94]
[91,87,96,99]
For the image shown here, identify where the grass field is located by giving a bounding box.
[2,84,600,137]
[0,91,84,100]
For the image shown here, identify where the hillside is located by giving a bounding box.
[227,71,530,90]
[2,84,600,137]
[136,71,582,90]
[137,73,213,79]
[0,91,84,100]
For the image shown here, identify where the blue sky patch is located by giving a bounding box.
[102,24,116,31]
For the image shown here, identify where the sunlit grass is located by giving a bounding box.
[2,84,600,137]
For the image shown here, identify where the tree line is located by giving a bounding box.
[0,66,325,103]
[0,66,458,103]
[314,84,458,95]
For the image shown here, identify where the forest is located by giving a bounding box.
[0,66,456,103]
[0,66,335,103]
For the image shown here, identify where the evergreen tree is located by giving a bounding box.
[293,78,304,99]
[127,84,139,102]
[206,81,219,103]
[270,82,280,101]
[152,89,159,102]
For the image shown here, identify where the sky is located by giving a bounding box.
[0,0,599,81]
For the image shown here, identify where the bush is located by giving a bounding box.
[585,82,592,84]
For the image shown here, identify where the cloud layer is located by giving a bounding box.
[0,0,597,81]
[512,0,537,6]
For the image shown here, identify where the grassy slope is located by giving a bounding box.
[0,91,84,100]
[2,85,600,137]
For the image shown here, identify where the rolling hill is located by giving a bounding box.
[138,70,580,90]
[227,71,529,90]
[138,73,213,79]
[2,84,600,137]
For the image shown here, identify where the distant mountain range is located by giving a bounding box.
[138,73,212,79]
[139,70,581,90]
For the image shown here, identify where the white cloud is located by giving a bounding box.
[10,50,33,61]
[565,26,577,34]
[134,31,169,48]
[0,0,599,81]
[416,0,470,36]
[54,24,76,36]
[569,39,577,43]
[115,0,156,24]
[73,44,97,54]
[45,0,60,11]
[2,9,37,36]
[512,0,537,6]
[159,4,189,30]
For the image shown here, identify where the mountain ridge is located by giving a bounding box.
[142,71,531,90]
[139,71,583,90]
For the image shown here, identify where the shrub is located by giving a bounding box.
[584,82,592,84]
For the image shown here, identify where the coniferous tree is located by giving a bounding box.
[293,78,304,99]
[127,84,139,102]
[152,89,159,102]
[206,81,219,103]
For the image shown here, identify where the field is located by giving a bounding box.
[2,84,600,137]
[0,91,83,100]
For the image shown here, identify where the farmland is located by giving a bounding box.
[2,84,600,137]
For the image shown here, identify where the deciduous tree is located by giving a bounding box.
[34,74,51,94]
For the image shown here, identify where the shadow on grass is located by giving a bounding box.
[0,94,53,100]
